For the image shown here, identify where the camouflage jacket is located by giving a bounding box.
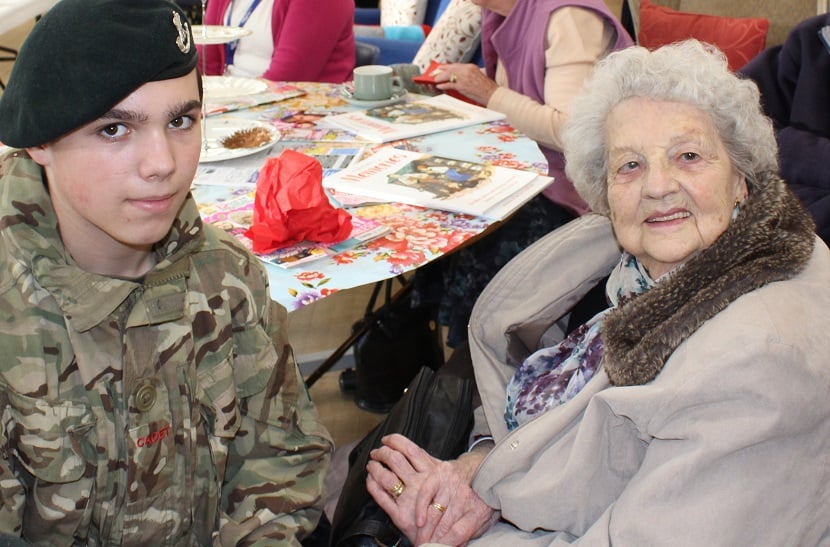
[0,152,333,546]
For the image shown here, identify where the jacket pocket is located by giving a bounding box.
[196,357,242,441]
[2,390,95,483]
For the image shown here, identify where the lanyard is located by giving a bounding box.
[224,0,263,65]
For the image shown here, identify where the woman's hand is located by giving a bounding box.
[433,63,499,107]
[366,433,497,546]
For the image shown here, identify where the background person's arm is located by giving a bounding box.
[199,0,231,76]
[487,7,614,151]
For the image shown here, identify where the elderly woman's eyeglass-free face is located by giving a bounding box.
[604,97,748,279]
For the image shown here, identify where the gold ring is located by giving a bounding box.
[450,74,457,83]
[389,480,405,498]
[431,501,446,513]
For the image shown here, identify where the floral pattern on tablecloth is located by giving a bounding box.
[193,82,547,309]
[267,202,493,310]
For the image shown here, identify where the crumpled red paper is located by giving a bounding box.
[245,149,352,254]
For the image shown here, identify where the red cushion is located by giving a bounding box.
[638,0,769,71]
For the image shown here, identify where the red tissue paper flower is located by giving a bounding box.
[245,149,353,253]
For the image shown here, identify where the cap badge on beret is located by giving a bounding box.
[173,11,191,54]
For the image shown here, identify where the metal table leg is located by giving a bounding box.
[303,276,411,387]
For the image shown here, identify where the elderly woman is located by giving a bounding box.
[365,40,830,546]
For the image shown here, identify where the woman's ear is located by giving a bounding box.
[734,173,749,202]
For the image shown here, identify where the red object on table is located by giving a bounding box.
[412,60,483,106]
[245,149,353,253]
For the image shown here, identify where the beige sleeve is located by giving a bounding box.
[487,6,615,151]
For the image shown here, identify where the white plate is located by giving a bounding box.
[204,76,268,99]
[199,118,280,163]
[339,86,408,108]
[191,25,252,45]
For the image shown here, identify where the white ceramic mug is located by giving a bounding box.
[352,65,403,101]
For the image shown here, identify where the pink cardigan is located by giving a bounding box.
[201,0,355,83]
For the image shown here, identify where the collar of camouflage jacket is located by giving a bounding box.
[0,151,205,332]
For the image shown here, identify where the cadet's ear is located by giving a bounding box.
[25,145,51,167]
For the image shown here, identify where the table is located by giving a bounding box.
[192,81,548,313]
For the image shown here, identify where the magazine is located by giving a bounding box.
[321,94,506,143]
[254,108,361,142]
[205,82,306,117]
[198,189,390,268]
[322,147,553,220]
[263,242,333,268]
[259,215,391,269]
[193,141,369,186]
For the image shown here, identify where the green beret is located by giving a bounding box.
[0,0,198,148]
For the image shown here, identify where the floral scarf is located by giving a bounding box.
[504,252,656,429]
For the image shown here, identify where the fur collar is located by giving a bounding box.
[602,173,816,386]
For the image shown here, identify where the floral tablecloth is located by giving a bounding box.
[191,81,547,311]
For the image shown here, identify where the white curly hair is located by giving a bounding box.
[562,39,778,215]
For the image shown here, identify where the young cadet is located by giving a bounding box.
[0,0,332,544]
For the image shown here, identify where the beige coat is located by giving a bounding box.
[464,206,830,545]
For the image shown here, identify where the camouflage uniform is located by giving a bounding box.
[0,151,333,546]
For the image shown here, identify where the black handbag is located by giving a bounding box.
[330,367,474,547]
[350,277,445,413]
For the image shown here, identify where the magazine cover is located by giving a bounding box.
[194,141,368,185]
[198,189,390,268]
[205,82,306,116]
[255,108,362,142]
[321,94,506,143]
[259,215,391,268]
[322,147,552,219]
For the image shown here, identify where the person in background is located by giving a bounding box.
[414,0,633,349]
[0,0,332,544]
[366,40,830,546]
[740,12,830,244]
[201,0,355,83]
